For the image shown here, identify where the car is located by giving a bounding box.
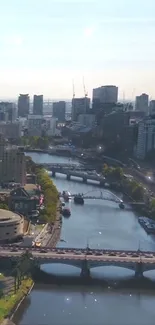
[11,247,18,252]
[87,251,93,255]
[120,253,126,257]
[132,253,139,258]
[109,253,116,257]
[40,249,47,253]
[145,254,153,258]
[95,252,102,256]
[75,251,82,255]
[57,251,65,254]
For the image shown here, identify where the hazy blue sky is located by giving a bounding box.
[0,0,155,99]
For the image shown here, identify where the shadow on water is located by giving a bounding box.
[13,297,31,325]
[32,269,155,291]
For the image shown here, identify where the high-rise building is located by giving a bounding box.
[0,102,17,122]
[149,100,155,115]
[72,97,90,121]
[93,85,118,104]
[53,101,66,122]
[135,93,149,114]
[18,94,29,117]
[136,117,155,159]
[33,95,43,115]
[0,139,26,185]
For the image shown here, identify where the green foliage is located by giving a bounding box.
[36,168,58,223]
[21,136,50,149]
[25,156,36,173]
[0,278,33,321]
[0,203,9,210]
[103,164,123,181]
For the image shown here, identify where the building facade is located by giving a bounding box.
[53,101,66,122]
[136,118,155,159]
[33,95,43,115]
[72,97,90,121]
[28,115,43,136]
[0,102,17,122]
[78,114,96,127]
[93,85,118,104]
[135,93,149,114]
[0,145,26,185]
[18,94,29,117]
[0,122,22,139]
[149,100,155,115]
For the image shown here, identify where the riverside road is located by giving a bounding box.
[13,152,155,325]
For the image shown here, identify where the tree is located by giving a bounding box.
[0,203,8,210]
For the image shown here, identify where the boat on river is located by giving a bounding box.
[62,191,71,202]
[74,194,84,205]
[62,207,71,217]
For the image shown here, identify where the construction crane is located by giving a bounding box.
[72,79,75,99]
[83,77,88,98]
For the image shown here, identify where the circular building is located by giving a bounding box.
[0,209,24,243]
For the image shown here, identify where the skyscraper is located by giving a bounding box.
[53,101,66,122]
[18,94,29,117]
[33,95,43,115]
[72,97,90,121]
[135,93,149,114]
[93,85,118,104]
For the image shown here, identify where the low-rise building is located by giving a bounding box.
[78,114,96,128]
[0,209,24,243]
[9,184,41,217]
[28,115,43,136]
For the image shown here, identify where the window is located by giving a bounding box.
[6,232,10,235]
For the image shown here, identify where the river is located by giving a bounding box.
[14,153,155,325]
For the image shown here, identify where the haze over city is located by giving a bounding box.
[0,0,155,99]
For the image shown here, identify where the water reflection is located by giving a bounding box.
[14,153,155,325]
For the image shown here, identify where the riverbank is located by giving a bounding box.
[0,278,33,324]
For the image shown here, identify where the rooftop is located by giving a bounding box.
[0,209,21,223]
[24,184,39,196]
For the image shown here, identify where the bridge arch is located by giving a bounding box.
[88,261,136,272]
[36,258,82,269]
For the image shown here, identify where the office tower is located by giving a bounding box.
[18,94,29,117]
[33,95,43,115]
[72,97,90,121]
[93,85,118,105]
[135,93,149,114]
[53,101,66,122]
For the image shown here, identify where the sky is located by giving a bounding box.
[0,0,155,100]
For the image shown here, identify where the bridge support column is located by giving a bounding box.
[135,262,143,278]
[83,177,87,183]
[52,171,55,177]
[100,181,105,187]
[80,259,90,278]
[67,174,70,180]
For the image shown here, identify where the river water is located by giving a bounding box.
[14,153,155,325]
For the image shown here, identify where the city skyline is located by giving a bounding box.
[0,0,155,99]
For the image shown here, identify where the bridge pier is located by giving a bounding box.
[135,262,143,278]
[67,174,70,180]
[83,177,87,184]
[80,259,90,278]
[100,181,105,187]
[52,171,55,177]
